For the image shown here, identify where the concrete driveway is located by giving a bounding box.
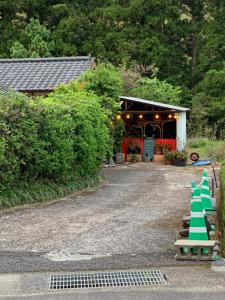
[0,163,201,273]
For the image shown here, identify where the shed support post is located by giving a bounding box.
[176,112,187,150]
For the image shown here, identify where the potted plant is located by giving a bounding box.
[128,145,140,154]
[164,151,174,165]
[130,154,138,163]
[127,144,141,162]
[162,144,172,154]
[154,144,163,155]
[173,150,187,167]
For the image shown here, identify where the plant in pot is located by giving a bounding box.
[164,151,174,165]
[162,144,172,154]
[154,144,163,155]
[128,145,141,154]
[128,144,141,162]
[173,150,187,167]
[130,153,138,163]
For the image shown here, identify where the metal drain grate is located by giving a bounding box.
[49,270,166,290]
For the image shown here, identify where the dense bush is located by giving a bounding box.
[0,91,42,190]
[0,84,110,194]
[79,63,123,118]
[187,137,209,149]
[220,166,225,255]
[79,62,125,155]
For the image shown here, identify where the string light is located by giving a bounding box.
[126,114,131,119]
[116,114,121,120]
[155,114,159,119]
[174,114,178,119]
[168,114,172,119]
[138,114,143,119]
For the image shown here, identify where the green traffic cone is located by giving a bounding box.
[201,178,213,211]
[189,188,209,254]
[198,170,208,188]
[191,180,198,197]
[202,169,209,180]
[191,184,201,204]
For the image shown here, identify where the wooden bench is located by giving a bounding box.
[174,240,220,261]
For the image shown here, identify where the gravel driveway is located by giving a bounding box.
[0,163,201,273]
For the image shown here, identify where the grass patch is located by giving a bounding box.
[186,137,225,163]
[0,174,102,209]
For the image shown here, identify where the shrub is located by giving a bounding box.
[79,62,123,100]
[220,166,225,255]
[0,91,42,190]
[0,85,110,193]
[42,83,111,178]
[187,137,209,149]
[112,119,125,154]
[207,142,225,162]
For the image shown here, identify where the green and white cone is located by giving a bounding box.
[191,180,198,198]
[191,183,201,204]
[198,169,209,188]
[201,178,213,211]
[202,169,209,179]
[189,188,208,241]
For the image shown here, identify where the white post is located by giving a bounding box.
[176,112,186,150]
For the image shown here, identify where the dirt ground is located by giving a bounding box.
[0,163,205,273]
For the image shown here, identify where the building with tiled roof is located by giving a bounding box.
[0,56,94,96]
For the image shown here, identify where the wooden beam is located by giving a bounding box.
[123,110,176,114]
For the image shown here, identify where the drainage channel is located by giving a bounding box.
[49,270,167,290]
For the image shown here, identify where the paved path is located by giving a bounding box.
[0,163,202,273]
[1,265,225,299]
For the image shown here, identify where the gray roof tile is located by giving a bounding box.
[0,56,94,91]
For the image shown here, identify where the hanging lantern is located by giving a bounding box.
[155,114,159,119]
[168,114,172,119]
[126,114,131,119]
[138,114,143,119]
[116,114,121,120]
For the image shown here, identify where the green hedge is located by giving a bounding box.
[221,166,225,254]
[0,84,110,206]
[0,174,102,209]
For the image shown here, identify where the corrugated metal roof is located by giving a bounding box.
[0,56,94,91]
[120,96,190,112]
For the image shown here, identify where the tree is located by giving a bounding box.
[130,77,182,105]
[1,0,225,137]
[10,41,28,58]
[79,63,123,116]
[193,67,225,137]
[197,1,225,76]
[10,18,54,58]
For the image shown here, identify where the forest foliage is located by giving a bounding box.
[1,1,225,136]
